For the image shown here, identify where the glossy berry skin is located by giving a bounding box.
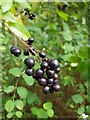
[55,67,60,73]
[25,68,34,76]
[49,59,59,70]
[13,48,21,57]
[28,13,35,20]
[53,84,60,91]
[46,70,55,78]
[47,78,54,84]
[54,74,59,80]
[10,46,17,54]
[24,49,29,56]
[28,37,34,44]
[39,78,47,86]
[43,86,50,94]
[24,58,35,68]
[53,79,58,84]
[41,61,48,70]
[39,52,46,58]
[35,68,44,78]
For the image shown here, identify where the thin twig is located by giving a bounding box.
[13,79,19,101]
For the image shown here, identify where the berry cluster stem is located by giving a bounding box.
[4,23,42,62]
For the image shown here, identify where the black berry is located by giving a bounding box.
[39,78,47,86]
[25,68,34,76]
[35,68,44,78]
[43,86,50,94]
[10,46,17,54]
[24,58,35,68]
[55,67,60,73]
[49,59,59,70]
[47,78,54,84]
[13,48,21,57]
[28,37,34,44]
[53,84,60,91]
[39,52,46,58]
[24,49,29,56]
[29,46,35,56]
[46,70,55,78]
[41,61,48,69]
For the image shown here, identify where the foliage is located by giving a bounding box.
[0,1,89,119]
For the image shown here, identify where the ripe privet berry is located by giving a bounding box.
[28,13,35,20]
[55,67,60,73]
[28,37,34,44]
[54,74,59,80]
[24,49,29,56]
[43,86,50,94]
[24,58,35,68]
[53,84,60,91]
[49,59,59,70]
[46,70,55,78]
[39,52,46,58]
[41,61,48,70]
[25,68,34,76]
[53,79,58,84]
[10,46,17,54]
[47,78,54,84]
[35,68,44,78]
[10,46,21,57]
[38,78,47,86]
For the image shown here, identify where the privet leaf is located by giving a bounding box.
[5,100,14,112]
[17,86,27,99]
[9,67,22,77]
[2,0,12,13]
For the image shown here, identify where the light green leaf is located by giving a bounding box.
[62,31,72,41]
[4,86,14,93]
[63,43,74,53]
[57,11,69,21]
[72,94,83,104]
[23,74,34,86]
[27,92,41,105]
[3,11,16,23]
[7,112,13,118]
[14,0,31,9]
[69,56,81,63]
[2,0,12,13]
[77,106,84,115]
[15,111,22,118]
[31,107,38,115]
[37,108,48,119]
[43,102,53,110]
[9,67,22,77]
[15,100,24,110]
[17,86,27,99]
[47,109,54,118]
[5,100,14,112]
[61,53,72,61]
[8,23,30,40]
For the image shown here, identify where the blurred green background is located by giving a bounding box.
[0,1,89,119]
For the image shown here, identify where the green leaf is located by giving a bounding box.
[61,53,72,61]
[23,74,34,86]
[3,11,16,23]
[4,86,14,93]
[7,112,13,118]
[57,11,69,21]
[31,107,38,115]
[17,86,27,99]
[37,108,48,119]
[5,100,14,112]
[14,0,31,9]
[2,0,12,13]
[77,106,84,115]
[15,111,22,118]
[63,43,74,53]
[43,102,53,110]
[78,47,88,59]
[47,109,54,118]
[72,94,83,104]
[15,100,24,110]
[69,56,81,63]
[9,67,22,77]
[8,22,30,40]
[27,92,41,105]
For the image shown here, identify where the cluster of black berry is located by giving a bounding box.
[10,37,60,94]
[24,8,35,20]
[10,9,60,94]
